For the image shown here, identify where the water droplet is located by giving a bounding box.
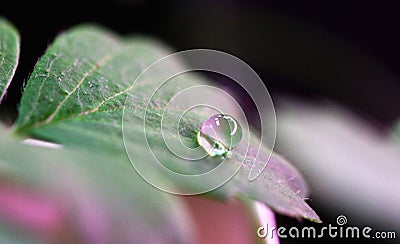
[197,114,242,158]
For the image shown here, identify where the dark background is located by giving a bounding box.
[1,1,399,243]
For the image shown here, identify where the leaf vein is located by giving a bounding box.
[20,54,61,125]
[34,51,115,127]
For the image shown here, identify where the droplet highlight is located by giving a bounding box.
[197,114,242,158]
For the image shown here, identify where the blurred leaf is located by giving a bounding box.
[0,18,19,104]
[0,126,192,242]
[14,25,319,222]
[276,99,400,230]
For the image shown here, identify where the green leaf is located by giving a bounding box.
[0,18,20,104]
[14,25,320,222]
[0,125,192,242]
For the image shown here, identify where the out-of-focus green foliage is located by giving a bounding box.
[0,126,193,242]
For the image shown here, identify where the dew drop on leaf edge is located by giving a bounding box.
[197,114,242,158]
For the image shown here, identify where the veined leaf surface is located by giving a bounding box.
[14,25,320,222]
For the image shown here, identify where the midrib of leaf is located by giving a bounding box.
[16,39,119,130]
[40,51,115,126]
[19,54,62,125]
[14,24,320,222]
[0,18,20,104]
[15,29,169,132]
